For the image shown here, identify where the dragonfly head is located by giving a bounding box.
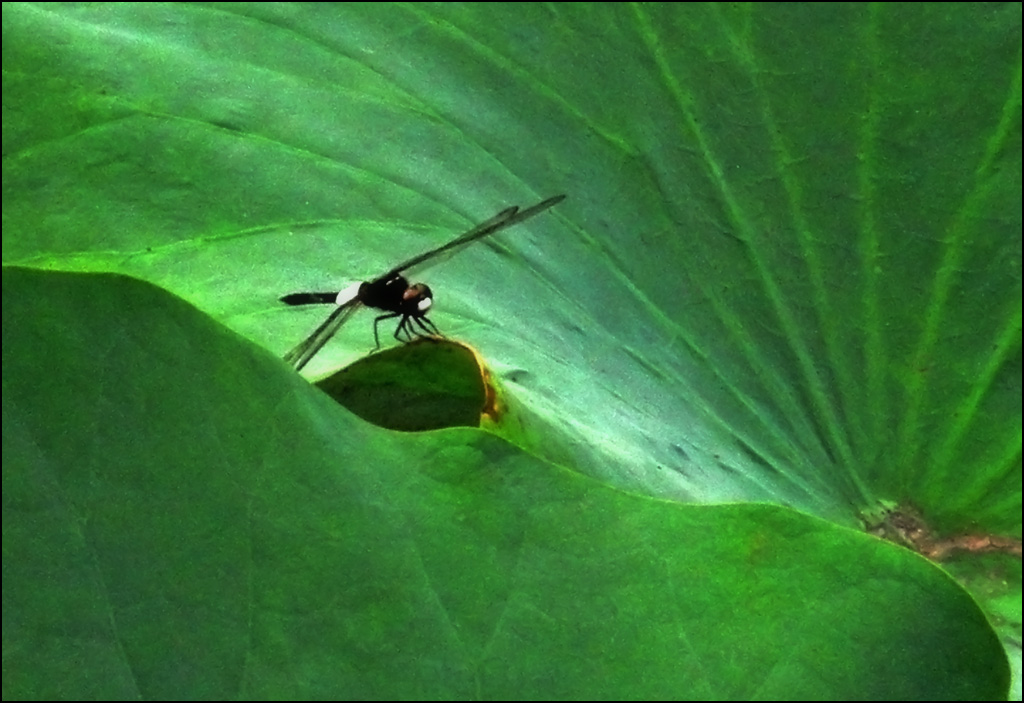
[404,283,433,314]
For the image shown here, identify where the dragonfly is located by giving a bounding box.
[280,194,566,371]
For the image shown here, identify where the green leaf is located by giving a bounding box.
[2,267,1008,699]
[316,339,493,432]
[3,2,1019,698]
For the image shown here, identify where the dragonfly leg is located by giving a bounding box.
[394,314,413,343]
[411,314,442,339]
[373,312,401,349]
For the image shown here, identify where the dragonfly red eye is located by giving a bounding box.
[403,283,429,301]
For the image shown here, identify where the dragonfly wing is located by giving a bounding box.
[384,206,519,277]
[283,299,364,371]
[499,194,567,227]
[385,194,566,278]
